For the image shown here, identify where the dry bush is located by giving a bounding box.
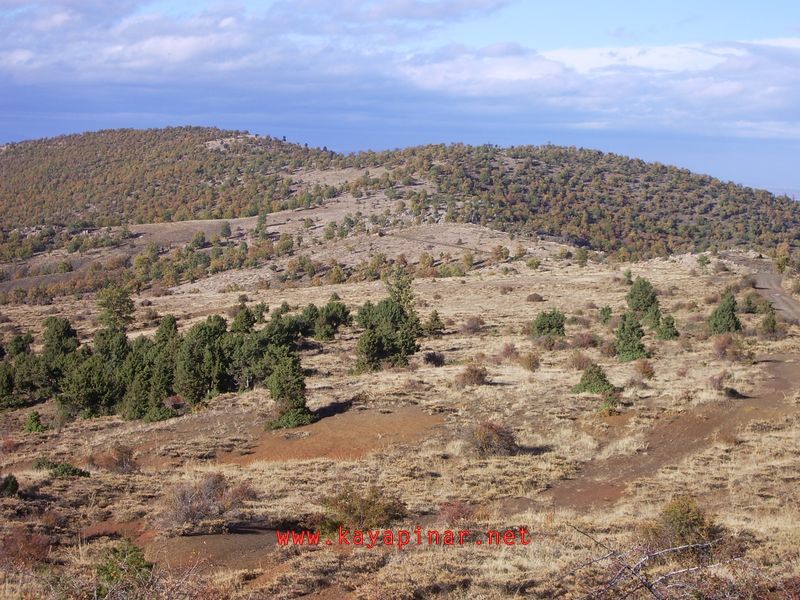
[454,364,489,388]
[526,292,545,302]
[712,261,729,274]
[625,376,648,389]
[533,335,569,351]
[162,474,258,531]
[640,495,717,552]
[499,285,514,295]
[571,332,598,348]
[708,370,729,392]
[88,444,138,473]
[599,338,617,357]
[40,508,66,529]
[423,351,445,367]
[711,333,750,362]
[322,486,406,530]
[676,366,688,378]
[437,500,475,527]
[1,437,18,454]
[634,359,655,380]
[566,350,592,371]
[467,421,519,457]
[712,333,734,359]
[516,351,540,372]
[460,316,485,334]
[493,342,519,363]
[0,527,52,567]
[704,293,720,305]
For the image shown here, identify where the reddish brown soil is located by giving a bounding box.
[541,354,799,510]
[218,405,444,465]
[144,526,278,572]
[80,519,155,546]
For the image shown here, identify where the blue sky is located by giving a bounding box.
[2,1,800,193]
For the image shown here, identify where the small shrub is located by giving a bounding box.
[323,486,406,531]
[712,333,734,359]
[761,306,778,337]
[1,473,19,497]
[438,500,475,527]
[423,310,445,336]
[423,351,445,367]
[499,285,514,295]
[162,473,257,530]
[89,444,138,473]
[95,539,153,598]
[517,352,540,372]
[460,316,485,334]
[571,332,598,348]
[657,314,680,340]
[454,364,489,388]
[599,338,617,357]
[529,309,566,337]
[597,396,620,416]
[1,437,18,454]
[269,408,315,430]
[634,359,655,380]
[526,258,541,270]
[641,495,716,552]
[23,410,47,433]
[532,334,569,351]
[494,343,519,362]
[573,364,615,394]
[0,527,52,567]
[526,292,545,302]
[33,457,90,478]
[707,370,729,391]
[566,350,592,371]
[468,421,519,457]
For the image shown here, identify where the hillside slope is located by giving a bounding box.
[1,127,798,258]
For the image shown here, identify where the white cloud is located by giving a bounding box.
[0,1,799,142]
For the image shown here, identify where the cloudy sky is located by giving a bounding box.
[2,1,800,193]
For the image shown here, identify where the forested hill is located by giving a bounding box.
[1,126,798,258]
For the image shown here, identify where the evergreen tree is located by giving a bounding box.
[708,292,741,334]
[97,283,135,331]
[174,315,229,404]
[761,306,777,336]
[615,312,647,362]
[59,353,123,417]
[267,348,313,428]
[230,305,256,333]
[627,277,659,315]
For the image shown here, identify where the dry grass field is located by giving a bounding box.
[1,203,799,598]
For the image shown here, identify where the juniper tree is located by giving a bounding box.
[615,312,647,362]
[708,292,741,334]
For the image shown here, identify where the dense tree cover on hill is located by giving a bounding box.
[2,127,799,259]
[0,127,338,227]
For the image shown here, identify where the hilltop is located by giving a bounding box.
[1,127,798,260]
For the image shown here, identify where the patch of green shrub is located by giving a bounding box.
[529,309,566,337]
[573,364,616,395]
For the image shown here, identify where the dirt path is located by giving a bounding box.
[538,256,800,511]
[540,356,798,510]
